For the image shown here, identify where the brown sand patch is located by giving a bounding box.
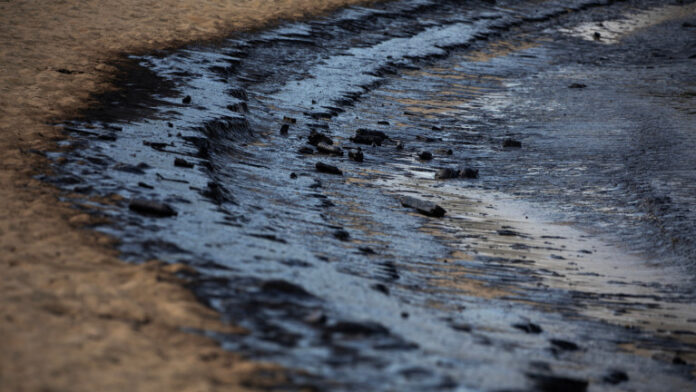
[0,0,373,390]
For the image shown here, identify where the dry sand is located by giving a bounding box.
[0,1,372,390]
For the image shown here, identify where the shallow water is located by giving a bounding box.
[49,0,696,390]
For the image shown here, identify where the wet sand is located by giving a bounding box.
[44,0,696,389]
[0,0,372,390]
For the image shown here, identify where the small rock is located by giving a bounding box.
[128,199,177,217]
[167,122,173,128]
[138,182,154,189]
[435,168,458,180]
[227,103,248,112]
[513,322,543,334]
[418,151,433,160]
[317,142,343,156]
[351,129,388,145]
[603,370,628,385]
[503,139,522,148]
[174,158,194,168]
[378,120,390,125]
[290,172,297,179]
[315,162,342,175]
[280,124,290,135]
[550,339,580,351]
[298,146,314,155]
[372,283,390,295]
[497,229,520,236]
[568,83,587,89]
[333,229,350,241]
[348,148,364,162]
[308,130,333,146]
[673,356,687,365]
[527,373,588,392]
[401,312,409,319]
[459,168,479,179]
[400,196,446,218]
[182,95,192,104]
[446,149,453,155]
[593,31,602,40]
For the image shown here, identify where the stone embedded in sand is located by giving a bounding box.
[502,138,522,148]
[308,129,333,146]
[527,373,588,392]
[316,142,343,156]
[513,322,543,334]
[280,124,290,135]
[459,168,479,179]
[174,158,194,168]
[550,339,580,351]
[315,162,342,175]
[333,229,350,241]
[593,31,602,40]
[351,128,388,146]
[182,95,192,104]
[128,199,177,217]
[348,148,364,162]
[298,146,314,155]
[418,151,433,160]
[603,370,629,385]
[435,168,458,180]
[400,196,446,218]
[568,83,587,89]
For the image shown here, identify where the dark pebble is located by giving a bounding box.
[174,158,194,168]
[400,196,446,218]
[513,322,543,334]
[459,168,479,179]
[308,130,333,146]
[351,128,388,146]
[593,31,602,40]
[497,229,520,236]
[261,280,312,297]
[317,142,343,156]
[418,151,433,160]
[182,95,192,104]
[435,168,458,180]
[348,148,364,162]
[333,229,350,241]
[378,120,390,125]
[503,139,522,148]
[167,122,173,128]
[290,172,297,179]
[550,339,580,351]
[603,370,629,385]
[568,83,587,89]
[280,124,290,135]
[128,199,177,217]
[137,182,154,189]
[527,373,588,392]
[298,146,314,155]
[315,162,342,175]
[372,283,390,295]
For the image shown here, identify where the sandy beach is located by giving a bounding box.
[0,1,370,390]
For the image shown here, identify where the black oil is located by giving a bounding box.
[47,0,696,390]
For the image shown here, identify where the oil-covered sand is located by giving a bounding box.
[31,0,696,390]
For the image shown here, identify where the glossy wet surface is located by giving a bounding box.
[48,0,696,390]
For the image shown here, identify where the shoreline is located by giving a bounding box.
[0,1,374,390]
